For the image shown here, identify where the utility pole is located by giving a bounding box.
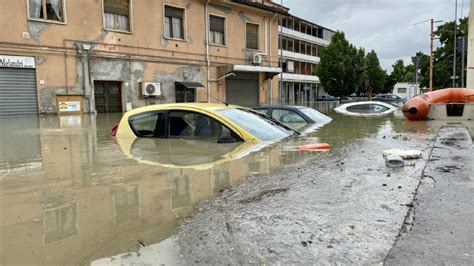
[430,18,434,91]
[452,0,458,87]
[458,36,467,87]
[430,19,443,91]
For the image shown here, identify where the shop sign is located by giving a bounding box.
[0,55,36,68]
[58,101,81,112]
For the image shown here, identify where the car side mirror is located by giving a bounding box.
[217,136,238,143]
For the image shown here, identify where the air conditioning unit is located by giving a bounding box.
[141,82,162,97]
[251,53,262,65]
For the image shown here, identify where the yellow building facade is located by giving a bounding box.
[0,0,288,115]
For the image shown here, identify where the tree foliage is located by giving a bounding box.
[316,31,364,98]
[431,17,468,88]
[386,17,468,90]
[365,50,387,95]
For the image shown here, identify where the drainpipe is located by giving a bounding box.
[269,13,277,104]
[205,0,211,102]
[78,42,95,113]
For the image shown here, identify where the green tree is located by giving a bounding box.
[431,17,468,88]
[316,31,364,99]
[365,50,387,97]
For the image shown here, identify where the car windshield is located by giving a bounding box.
[299,107,332,123]
[346,104,390,114]
[216,108,294,141]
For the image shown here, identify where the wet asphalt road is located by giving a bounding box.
[385,125,474,265]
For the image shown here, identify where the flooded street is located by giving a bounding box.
[1,104,473,265]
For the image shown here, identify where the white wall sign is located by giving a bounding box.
[0,55,36,69]
[58,101,81,112]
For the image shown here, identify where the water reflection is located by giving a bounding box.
[41,192,78,245]
[2,109,467,265]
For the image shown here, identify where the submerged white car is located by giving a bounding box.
[334,101,398,117]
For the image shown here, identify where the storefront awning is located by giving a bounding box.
[218,65,282,79]
[175,81,205,88]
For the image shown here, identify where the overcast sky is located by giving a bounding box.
[283,0,471,72]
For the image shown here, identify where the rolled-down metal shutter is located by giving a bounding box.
[0,68,38,116]
[225,72,259,107]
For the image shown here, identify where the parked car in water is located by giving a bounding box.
[112,103,298,143]
[252,105,332,130]
[334,101,398,117]
[318,95,339,101]
[373,94,406,103]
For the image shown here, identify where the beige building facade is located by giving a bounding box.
[0,0,288,115]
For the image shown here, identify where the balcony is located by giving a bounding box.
[279,26,330,47]
[279,50,320,63]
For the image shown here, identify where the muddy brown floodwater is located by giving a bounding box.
[1,106,472,265]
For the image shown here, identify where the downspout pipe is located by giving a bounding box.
[269,12,278,104]
[205,0,211,102]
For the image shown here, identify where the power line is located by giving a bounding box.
[352,19,431,42]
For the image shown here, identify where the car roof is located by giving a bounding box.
[336,101,397,110]
[252,105,307,110]
[124,103,241,117]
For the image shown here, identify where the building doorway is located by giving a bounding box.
[94,81,122,113]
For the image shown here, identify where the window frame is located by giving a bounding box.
[208,13,227,47]
[102,0,133,34]
[165,110,240,140]
[163,3,187,41]
[26,0,67,25]
[245,21,260,51]
[128,111,166,138]
[271,108,307,124]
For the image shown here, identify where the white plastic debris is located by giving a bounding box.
[385,155,405,167]
[383,149,422,159]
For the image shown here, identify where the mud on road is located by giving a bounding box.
[174,128,434,264]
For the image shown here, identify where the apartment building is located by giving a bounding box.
[278,15,335,105]
[0,0,288,115]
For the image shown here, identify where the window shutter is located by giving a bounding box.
[165,6,184,19]
[246,23,258,50]
[210,16,224,33]
[104,0,129,17]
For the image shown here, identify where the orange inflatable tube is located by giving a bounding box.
[402,88,474,121]
[298,143,330,152]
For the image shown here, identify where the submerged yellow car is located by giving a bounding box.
[112,103,297,143]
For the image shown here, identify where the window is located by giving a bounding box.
[217,109,293,141]
[246,23,259,50]
[28,0,65,22]
[168,111,235,139]
[272,109,306,124]
[129,112,164,137]
[209,15,225,45]
[312,45,317,56]
[103,0,130,31]
[347,104,390,114]
[287,38,294,52]
[398,88,407,93]
[294,39,300,53]
[287,18,293,30]
[175,85,195,103]
[164,5,184,39]
[287,60,294,73]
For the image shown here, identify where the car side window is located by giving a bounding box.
[254,108,268,115]
[168,111,236,139]
[129,112,164,137]
[271,109,306,124]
